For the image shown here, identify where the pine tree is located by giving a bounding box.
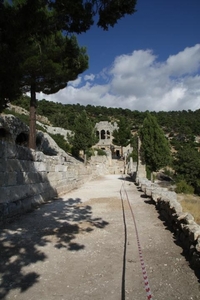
[139,113,171,172]
[0,0,137,148]
[20,33,88,149]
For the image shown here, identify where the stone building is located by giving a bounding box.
[94,121,132,158]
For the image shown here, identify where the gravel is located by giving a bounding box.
[0,175,200,300]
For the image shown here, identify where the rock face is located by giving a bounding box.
[0,114,69,156]
[37,121,72,142]
[0,114,29,145]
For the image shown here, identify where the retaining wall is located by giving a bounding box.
[0,141,96,223]
[136,176,200,268]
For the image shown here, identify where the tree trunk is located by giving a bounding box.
[29,84,37,149]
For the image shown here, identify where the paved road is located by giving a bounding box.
[0,175,200,300]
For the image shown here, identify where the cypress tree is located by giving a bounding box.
[139,113,171,172]
[72,111,97,156]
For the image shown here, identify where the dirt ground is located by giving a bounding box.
[0,175,200,300]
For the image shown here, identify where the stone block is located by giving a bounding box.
[196,237,200,252]
[31,161,46,172]
[0,187,10,202]
[5,143,17,159]
[8,159,23,172]
[188,225,200,242]
[0,159,7,172]
[0,141,6,158]
[55,164,68,172]
[7,172,17,186]
[15,145,33,160]
[32,150,45,162]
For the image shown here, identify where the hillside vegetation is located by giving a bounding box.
[11,96,200,136]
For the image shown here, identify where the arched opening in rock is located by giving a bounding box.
[15,132,29,147]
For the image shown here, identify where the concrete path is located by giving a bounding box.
[0,175,200,300]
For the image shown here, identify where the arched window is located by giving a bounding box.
[107,130,110,139]
[101,130,105,140]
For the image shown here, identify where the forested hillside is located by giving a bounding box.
[11,96,200,138]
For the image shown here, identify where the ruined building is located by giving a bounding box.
[94,121,132,158]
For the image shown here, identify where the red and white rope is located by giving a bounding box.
[120,179,153,300]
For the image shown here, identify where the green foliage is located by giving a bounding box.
[93,148,107,156]
[112,117,132,156]
[85,147,107,159]
[175,180,194,194]
[71,111,97,155]
[139,113,171,172]
[3,108,45,132]
[128,134,138,162]
[49,133,71,153]
[173,145,200,192]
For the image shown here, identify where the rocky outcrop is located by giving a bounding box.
[136,176,200,268]
[0,114,29,145]
[0,114,69,155]
[37,121,72,142]
[8,104,51,125]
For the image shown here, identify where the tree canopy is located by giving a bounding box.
[173,145,200,193]
[0,0,137,148]
[71,110,97,156]
[139,113,171,172]
[112,117,132,156]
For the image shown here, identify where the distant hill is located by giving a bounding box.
[9,95,200,135]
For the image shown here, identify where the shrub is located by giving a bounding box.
[85,148,107,158]
[175,180,194,194]
[49,133,71,153]
[94,148,107,156]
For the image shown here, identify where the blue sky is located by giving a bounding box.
[37,0,200,111]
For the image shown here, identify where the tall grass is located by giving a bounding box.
[177,194,200,225]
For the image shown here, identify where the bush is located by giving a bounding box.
[175,180,194,194]
[94,148,107,156]
[85,148,107,158]
[127,150,138,162]
[49,133,71,153]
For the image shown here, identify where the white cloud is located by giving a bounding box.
[37,44,200,112]
[84,74,95,81]
[68,77,82,87]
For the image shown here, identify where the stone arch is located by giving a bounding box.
[15,132,29,147]
[101,130,105,140]
[107,130,110,139]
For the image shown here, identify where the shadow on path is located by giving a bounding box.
[0,197,109,299]
[141,193,200,283]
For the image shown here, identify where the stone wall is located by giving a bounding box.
[0,141,97,223]
[135,176,200,268]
